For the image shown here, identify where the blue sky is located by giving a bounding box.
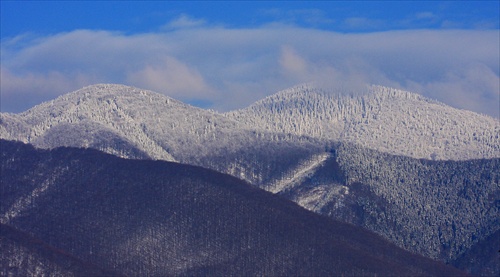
[1,1,499,117]
[2,1,499,35]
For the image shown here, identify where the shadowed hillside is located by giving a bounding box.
[275,143,499,275]
[0,140,464,276]
[1,223,119,276]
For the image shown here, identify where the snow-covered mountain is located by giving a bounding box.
[1,84,245,161]
[226,84,499,160]
[0,84,325,186]
[2,83,498,186]
[2,84,498,163]
[1,83,499,274]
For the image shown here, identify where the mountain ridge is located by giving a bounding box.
[225,84,499,160]
[2,83,498,162]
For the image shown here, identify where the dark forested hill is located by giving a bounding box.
[451,229,500,275]
[0,140,464,276]
[1,223,119,276]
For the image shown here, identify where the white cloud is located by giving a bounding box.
[162,14,206,30]
[407,64,500,117]
[342,17,385,30]
[279,45,308,76]
[1,26,498,118]
[0,65,99,112]
[415,12,436,20]
[402,11,440,27]
[126,56,213,99]
[260,8,335,27]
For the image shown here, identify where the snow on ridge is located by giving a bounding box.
[243,84,442,109]
[14,84,199,124]
[1,83,499,161]
[0,84,196,161]
[225,84,499,160]
[0,83,253,162]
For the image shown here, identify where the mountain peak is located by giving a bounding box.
[1,83,499,162]
[52,83,178,106]
[227,84,499,160]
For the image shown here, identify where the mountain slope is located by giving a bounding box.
[1,83,498,187]
[1,223,118,276]
[451,229,500,276]
[226,84,500,160]
[0,84,326,187]
[1,84,224,161]
[0,140,465,276]
[1,84,498,274]
[275,143,499,268]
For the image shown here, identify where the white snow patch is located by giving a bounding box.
[267,152,332,194]
[297,184,349,213]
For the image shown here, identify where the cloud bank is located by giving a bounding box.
[1,22,499,117]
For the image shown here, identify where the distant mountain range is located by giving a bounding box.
[1,140,465,276]
[1,84,499,275]
[1,84,498,162]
